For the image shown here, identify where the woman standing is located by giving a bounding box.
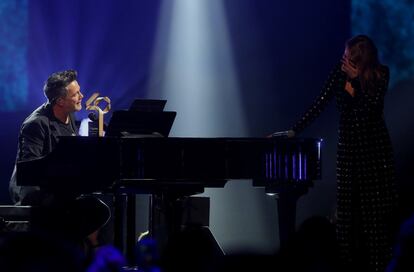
[287,35,399,271]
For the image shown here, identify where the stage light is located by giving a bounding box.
[148,0,246,137]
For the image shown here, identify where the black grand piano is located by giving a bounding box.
[16,103,322,264]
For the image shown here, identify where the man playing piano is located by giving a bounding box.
[9,69,110,249]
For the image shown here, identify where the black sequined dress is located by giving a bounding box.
[291,63,398,271]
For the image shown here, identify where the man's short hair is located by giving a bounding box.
[43,69,78,104]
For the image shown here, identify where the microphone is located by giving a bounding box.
[270,130,295,138]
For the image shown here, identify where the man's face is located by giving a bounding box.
[59,80,84,113]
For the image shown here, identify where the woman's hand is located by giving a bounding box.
[341,56,359,79]
[344,81,355,97]
[267,130,295,138]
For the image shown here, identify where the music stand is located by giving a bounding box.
[105,110,176,137]
[128,99,167,112]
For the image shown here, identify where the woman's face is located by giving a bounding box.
[344,45,364,70]
[343,48,356,66]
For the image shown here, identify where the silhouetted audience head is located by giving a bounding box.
[278,215,340,272]
[0,232,85,272]
[0,231,127,272]
[86,245,126,272]
[134,235,159,270]
[161,226,224,272]
[216,252,276,272]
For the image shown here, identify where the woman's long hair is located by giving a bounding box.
[346,35,386,93]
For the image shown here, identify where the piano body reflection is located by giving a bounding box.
[16,136,321,261]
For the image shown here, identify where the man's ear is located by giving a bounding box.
[55,97,64,106]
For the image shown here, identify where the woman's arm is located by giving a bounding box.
[290,64,340,134]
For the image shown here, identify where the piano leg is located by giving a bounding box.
[276,190,297,249]
[149,193,179,255]
[126,194,137,264]
[113,193,126,254]
[113,193,139,266]
[274,183,311,249]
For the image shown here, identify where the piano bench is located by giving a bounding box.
[0,205,32,233]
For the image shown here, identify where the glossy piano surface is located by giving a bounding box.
[16,136,322,192]
[16,136,120,193]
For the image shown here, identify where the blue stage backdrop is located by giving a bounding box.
[1,0,413,254]
[26,0,162,114]
[0,0,28,111]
